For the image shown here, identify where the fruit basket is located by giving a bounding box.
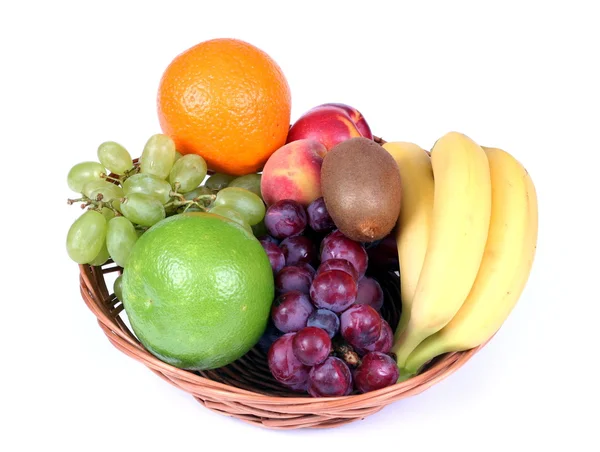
[68,37,536,430]
[79,260,486,429]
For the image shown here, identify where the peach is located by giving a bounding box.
[286,103,373,150]
[261,139,327,206]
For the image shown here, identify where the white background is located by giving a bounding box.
[2,1,599,450]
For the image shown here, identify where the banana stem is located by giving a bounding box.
[404,335,455,376]
[396,368,418,383]
[392,325,430,368]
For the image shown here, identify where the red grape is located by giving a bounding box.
[340,305,382,349]
[298,262,316,277]
[280,236,316,266]
[260,241,286,274]
[355,320,393,355]
[316,258,358,281]
[353,352,399,393]
[309,269,358,313]
[307,357,352,397]
[265,200,307,239]
[268,333,311,391]
[307,197,335,232]
[292,327,331,366]
[307,309,340,338]
[320,230,368,278]
[355,277,384,311]
[275,266,313,295]
[271,291,315,333]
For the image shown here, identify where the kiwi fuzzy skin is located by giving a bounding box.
[321,137,402,243]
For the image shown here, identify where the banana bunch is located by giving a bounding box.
[383,132,538,380]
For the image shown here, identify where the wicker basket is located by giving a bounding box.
[79,259,486,430]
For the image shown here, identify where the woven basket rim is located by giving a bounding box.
[79,262,486,405]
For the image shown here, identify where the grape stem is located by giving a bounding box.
[168,191,187,203]
[67,197,86,205]
[165,191,217,213]
[66,195,122,216]
[126,165,139,176]
[101,173,122,184]
[332,338,361,367]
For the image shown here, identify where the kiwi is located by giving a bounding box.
[321,137,402,243]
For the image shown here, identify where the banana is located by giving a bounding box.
[381,142,434,338]
[391,132,492,368]
[401,147,538,376]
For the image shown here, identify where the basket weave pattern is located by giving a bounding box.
[79,262,485,429]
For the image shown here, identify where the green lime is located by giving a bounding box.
[121,212,274,370]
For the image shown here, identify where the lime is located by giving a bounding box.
[121,212,274,370]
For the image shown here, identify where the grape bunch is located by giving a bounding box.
[65,133,267,270]
[260,198,399,397]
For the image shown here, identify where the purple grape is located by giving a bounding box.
[280,236,316,266]
[309,269,358,313]
[292,327,332,366]
[268,333,311,391]
[257,320,285,354]
[307,309,340,338]
[353,352,399,393]
[307,357,352,397]
[275,266,313,295]
[355,320,393,355]
[320,230,368,278]
[355,277,384,311]
[259,235,280,245]
[271,291,315,333]
[298,262,316,277]
[307,197,335,232]
[260,241,286,274]
[340,305,382,349]
[316,258,358,281]
[265,200,307,239]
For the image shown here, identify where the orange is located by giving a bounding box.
[157,38,292,176]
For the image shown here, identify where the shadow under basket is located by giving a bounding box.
[79,261,486,430]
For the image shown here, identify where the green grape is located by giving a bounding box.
[112,199,122,213]
[120,193,166,227]
[165,204,179,216]
[213,187,265,226]
[251,219,268,238]
[113,274,124,301]
[228,174,262,199]
[66,210,107,264]
[174,151,183,161]
[83,180,124,202]
[183,186,213,201]
[67,161,105,193]
[97,141,133,175]
[106,216,138,267]
[100,207,115,222]
[89,242,110,266]
[205,173,236,190]
[140,134,176,179]
[123,173,172,205]
[169,154,208,193]
[208,205,252,233]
